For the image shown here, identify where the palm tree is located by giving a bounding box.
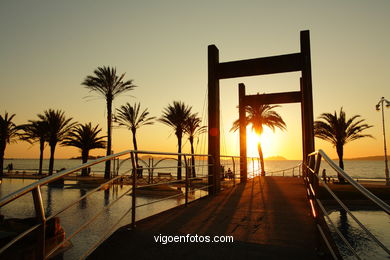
[38,109,76,175]
[82,66,136,179]
[314,107,373,183]
[115,102,155,167]
[0,112,19,176]
[62,123,106,176]
[159,101,192,180]
[231,104,286,176]
[184,113,207,177]
[19,120,48,175]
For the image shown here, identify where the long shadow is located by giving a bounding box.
[88,182,247,259]
[260,177,317,249]
[201,180,253,236]
[89,177,321,260]
[144,181,248,235]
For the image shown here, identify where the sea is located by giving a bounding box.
[1,158,389,259]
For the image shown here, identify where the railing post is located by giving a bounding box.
[130,151,137,229]
[313,153,322,194]
[292,168,295,177]
[231,157,235,186]
[116,158,120,176]
[150,158,154,184]
[184,155,189,206]
[298,164,301,177]
[32,186,46,259]
[252,158,255,179]
[307,155,313,181]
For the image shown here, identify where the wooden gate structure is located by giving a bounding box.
[208,30,315,194]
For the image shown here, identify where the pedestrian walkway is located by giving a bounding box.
[89,177,325,259]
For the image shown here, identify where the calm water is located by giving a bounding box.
[328,210,390,259]
[4,158,389,179]
[0,178,207,259]
[1,159,389,259]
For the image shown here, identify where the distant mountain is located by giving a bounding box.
[345,155,390,161]
[265,156,287,160]
[70,155,104,160]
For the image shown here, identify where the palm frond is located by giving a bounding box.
[116,102,155,132]
[314,108,373,147]
[62,122,106,151]
[82,66,136,101]
[0,112,19,145]
[37,109,77,145]
[230,104,286,135]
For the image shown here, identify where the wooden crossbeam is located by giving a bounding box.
[217,53,302,79]
[244,91,301,106]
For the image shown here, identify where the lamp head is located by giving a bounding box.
[376,104,381,111]
[386,100,390,107]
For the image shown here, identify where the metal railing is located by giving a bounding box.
[0,150,252,259]
[304,149,390,259]
[265,164,302,177]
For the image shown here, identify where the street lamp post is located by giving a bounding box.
[376,97,390,186]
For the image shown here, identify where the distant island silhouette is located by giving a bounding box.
[265,156,287,160]
[70,155,104,160]
[344,155,390,161]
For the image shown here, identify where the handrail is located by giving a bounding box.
[0,150,132,208]
[265,163,302,176]
[310,149,390,214]
[305,149,390,258]
[0,149,245,259]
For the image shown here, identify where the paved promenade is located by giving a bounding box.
[89,177,326,259]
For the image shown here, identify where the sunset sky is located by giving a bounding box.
[1,1,389,160]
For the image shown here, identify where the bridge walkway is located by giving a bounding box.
[89,176,326,259]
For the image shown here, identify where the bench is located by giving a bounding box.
[157,172,173,182]
[157,172,172,178]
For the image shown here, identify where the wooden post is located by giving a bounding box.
[300,30,315,161]
[300,77,307,165]
[207,30,315,192]
[208,45,220,195]
[239,83,247,182]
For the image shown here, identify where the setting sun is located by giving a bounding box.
[246,127,277,158]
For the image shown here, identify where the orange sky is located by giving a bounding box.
[1,1,389,160]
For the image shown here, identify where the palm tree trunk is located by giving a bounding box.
[336,144,346,183]
[131,129,139,167]
[105,99,112,179]
[177,134,182,180]
[38,139,44,175]
[81,150,89,176]
[48,143,56,175]
[190,137,196,178]
[258,142,265,176]
[0,144,5,177]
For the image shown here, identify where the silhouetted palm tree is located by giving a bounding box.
[82,66,136,179]
[231,104,286,176]
[115,102,155,166]
[314,108,373,183]
[38,109,76,175]
[19,120,48,175]
[63,123,106,176]
[159,101,192,180]
[0,112,19,176]
[184,113,207,177]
